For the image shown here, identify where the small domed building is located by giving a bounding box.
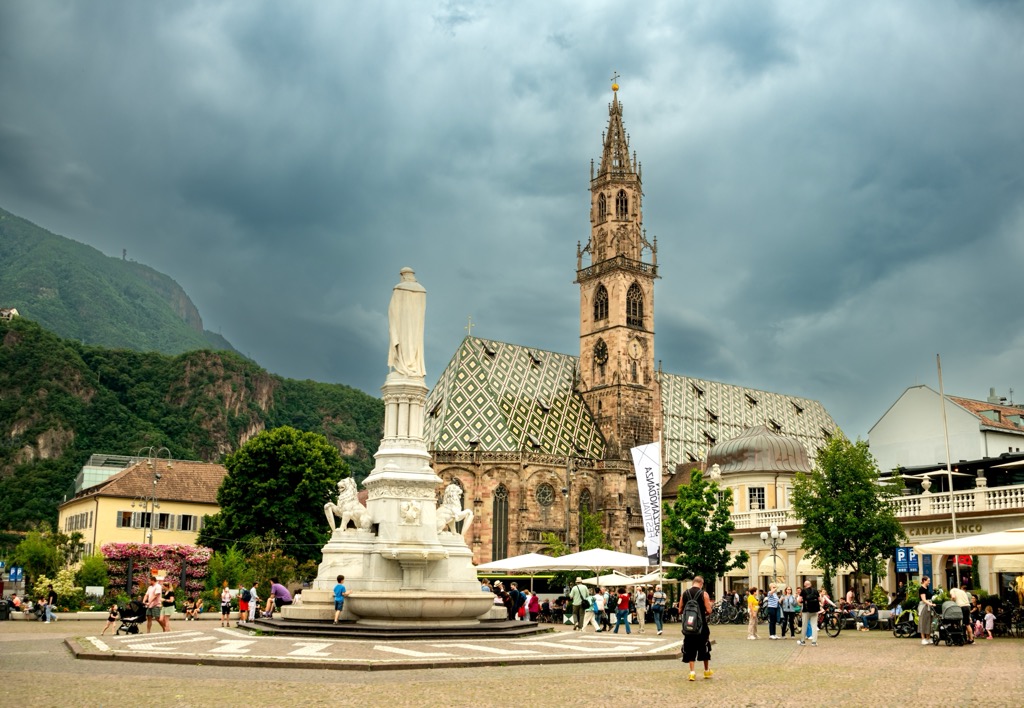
[665,425,824,598]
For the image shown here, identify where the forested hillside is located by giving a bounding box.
[0,206,235,354]
[0,317,383,534]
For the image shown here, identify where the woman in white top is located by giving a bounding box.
[634,586,648,634]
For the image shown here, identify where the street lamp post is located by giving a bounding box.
[132,447,172,545]
[760,523,787,585]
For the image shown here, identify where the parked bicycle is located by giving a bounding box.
[891,608,920,638]
[817,604,846,638]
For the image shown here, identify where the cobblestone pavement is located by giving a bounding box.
[3,619,1023,706]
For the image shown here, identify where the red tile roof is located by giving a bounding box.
[67,459,227,505]
[950,397,1024,434]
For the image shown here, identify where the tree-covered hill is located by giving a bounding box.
[0,317,383,533]
[0,206,236,355]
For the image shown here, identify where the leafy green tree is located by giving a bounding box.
[791,435,906,589]
[663,468,748,585]
[206,545,249,590]
[13,527,62,588]
[578,507,606,550]
[76,553,110,588]
[198,427,348,563]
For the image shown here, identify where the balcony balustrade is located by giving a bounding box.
[731,483,1024,530]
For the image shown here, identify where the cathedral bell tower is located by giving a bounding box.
[576,79,660,458]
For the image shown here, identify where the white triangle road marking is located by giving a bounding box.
[208,640,256,654]
[373,645,452,658]
[287,642,334,657]
[431,643,538,655]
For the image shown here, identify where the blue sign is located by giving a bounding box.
[922,554,932,579]
[8,566,22,582]
[895,547,919,574]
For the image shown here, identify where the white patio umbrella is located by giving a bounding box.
[581,571,637,587]
[475,552,554,592]
[630,569,683,586]
[914,527,1024,555]
[518,548,654,575]
[475,553,554,572]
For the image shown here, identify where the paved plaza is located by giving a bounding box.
[2,619,1023,706]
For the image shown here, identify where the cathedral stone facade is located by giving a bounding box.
[424,85,839,564]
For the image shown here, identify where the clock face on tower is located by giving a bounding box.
[594,339,609,365]
[627,339,642,360]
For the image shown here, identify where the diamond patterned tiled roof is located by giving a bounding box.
[424,337,605,457]
[661,373,837,470]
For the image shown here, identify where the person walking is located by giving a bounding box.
[680,576,713,681]
[780,586,798,638]
[144,576,163,633]
[766,583,780,639]
[159,580,175,632]
[918,576,936,645]
[44,584,58,623]
[634,585,648,633]
[219,580,232,627]
[651,584,666,635]
[582,587,598,632]
[526,589,541,621]
[746,587,760,639]
[592,586,607,631]
[798,580,820,646]
[568,577,589,630]
[612,586,632,634]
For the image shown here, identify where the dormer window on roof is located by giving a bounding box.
[483,342,497,357]
[745,393,759,407]
[980,409,1001,423]
[527,434,542,449]
[769,418,782,434]
[792,401,804,415]
[529,350,542,366]
[428,399,443,418]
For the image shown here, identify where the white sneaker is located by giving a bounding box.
[797,640,805,645]
[921,639,929,645]
[811,641,817,646]
[657,630,663,635]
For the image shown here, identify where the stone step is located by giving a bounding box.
[249,617,549,640]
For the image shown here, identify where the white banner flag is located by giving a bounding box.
[630,442,662,565]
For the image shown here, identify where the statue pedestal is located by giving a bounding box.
[282,339,490,627]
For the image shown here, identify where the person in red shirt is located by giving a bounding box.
[612,586,632,634]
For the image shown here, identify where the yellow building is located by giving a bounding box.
[57,458,227,556]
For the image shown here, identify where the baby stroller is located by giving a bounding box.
[116,600,146,635]
[891,608,919,638]
[933,601,966,646]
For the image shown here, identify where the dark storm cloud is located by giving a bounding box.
[2,0,1023,439]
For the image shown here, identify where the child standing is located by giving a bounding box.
[984,606,996,639]
[100,604,119,635]
[332,575,348,624]
[747,587,760,640]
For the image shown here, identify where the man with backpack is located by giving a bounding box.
[238,582,251,625]
[679,576,713,682]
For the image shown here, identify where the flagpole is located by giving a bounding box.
[936,353,961,588]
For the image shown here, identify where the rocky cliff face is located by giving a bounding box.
[126,261,204,332]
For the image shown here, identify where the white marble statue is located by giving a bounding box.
[324,477,372,532]
[436,483,474,539]
[387,267,427,378]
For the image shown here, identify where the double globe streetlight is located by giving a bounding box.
[760,523,787,585]
[131,446,172,544]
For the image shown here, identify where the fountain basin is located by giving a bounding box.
[347,591,494,627]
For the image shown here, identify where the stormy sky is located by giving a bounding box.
[2,1,1023,440]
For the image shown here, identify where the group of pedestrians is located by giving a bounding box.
[564,577,668,634]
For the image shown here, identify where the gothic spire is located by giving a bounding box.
[596,78,638,182]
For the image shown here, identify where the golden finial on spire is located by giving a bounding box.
[611,70,620,92]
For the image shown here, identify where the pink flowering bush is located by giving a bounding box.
[101,543,211,600]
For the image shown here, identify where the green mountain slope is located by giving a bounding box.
[0,317,383,532]
[0,206,235,354]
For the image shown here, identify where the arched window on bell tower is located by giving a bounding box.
[492,484,509,561]
[594,285,609,321]
[598,193,607,221]
[579,488,593,513]
[616,189,628,219]
[626,282,644,328]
